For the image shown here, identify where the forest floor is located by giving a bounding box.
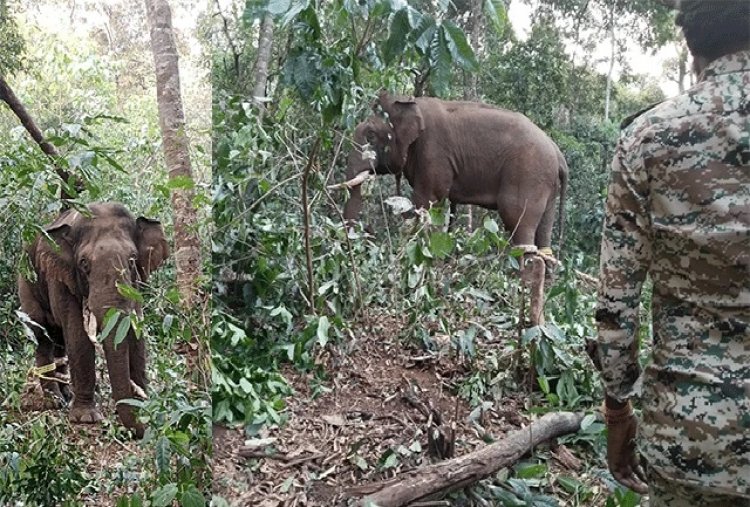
[14,377,153,503]
[212,313,618,506]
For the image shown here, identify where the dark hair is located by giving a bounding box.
[675,0,750,60]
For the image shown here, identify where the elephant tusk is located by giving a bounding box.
[83,299,98,345]
[130,380,148,400]
[327,170,374,190]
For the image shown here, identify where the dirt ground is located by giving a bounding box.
[211,313,590,506]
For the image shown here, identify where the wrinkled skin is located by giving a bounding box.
[18,203,169,437]
[343,92,568,252]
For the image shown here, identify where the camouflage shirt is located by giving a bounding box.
[596,50,750,495]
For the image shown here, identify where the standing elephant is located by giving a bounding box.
[18,202,169,437]
[342,91,568,256]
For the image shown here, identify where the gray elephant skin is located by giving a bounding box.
[18,202,169,438]
[344,92,568,252]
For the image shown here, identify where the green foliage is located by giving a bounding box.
[0,0,25,75]
[0,416,90,506]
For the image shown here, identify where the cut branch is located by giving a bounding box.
[327,170,374,190]
[347,411,585,507]
[0,75,78,200]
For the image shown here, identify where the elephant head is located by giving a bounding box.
[35,202,168,436]
[343,91,425,222]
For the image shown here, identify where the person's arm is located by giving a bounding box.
[596,133,652,403]
[596,131,652,494]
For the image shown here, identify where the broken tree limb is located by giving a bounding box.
[347,411,585,507]
[327,170,374,190]
[0,75,79,200]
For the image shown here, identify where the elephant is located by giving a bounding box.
[18,202,169,437]
[342,92,568,257]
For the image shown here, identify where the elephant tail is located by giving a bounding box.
[556,150,568,257]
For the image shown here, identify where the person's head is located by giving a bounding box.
[675,0,750,61]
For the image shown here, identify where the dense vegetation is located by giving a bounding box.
[212,0,675,504]
[0,2,211,504]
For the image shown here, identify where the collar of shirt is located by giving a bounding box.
[700,49,750,80]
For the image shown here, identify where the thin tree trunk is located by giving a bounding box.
[346,411,586,506]
[0,75,78,201]
[252,13,274,106]
[461,0,482,231]
[604,2,615,121]
[144,0,203,307]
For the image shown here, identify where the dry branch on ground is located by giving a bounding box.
[348,411,586,507]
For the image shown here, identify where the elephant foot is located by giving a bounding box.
[69,405,104,424]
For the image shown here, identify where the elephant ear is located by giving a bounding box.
[35,209,81,295]
[135,217,169,281]
[377,91,425,167]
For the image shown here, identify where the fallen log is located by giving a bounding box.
[327,170,374,190]
[347,411,585,507]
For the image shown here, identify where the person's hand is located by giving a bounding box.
[606,399,648,494]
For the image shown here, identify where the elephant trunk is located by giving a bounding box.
[88,292,145,438]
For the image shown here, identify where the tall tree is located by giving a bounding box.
[252,13,274,106]
[144,0,203,306]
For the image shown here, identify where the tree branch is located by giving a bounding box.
[0,75,78,200]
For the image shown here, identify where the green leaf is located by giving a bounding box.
[429,231,454,259]
[150,483,178,507]
[117,282,144,304]
[443,20,478,71]
[316,316,330,347]
[381,451,399,469]
[429,26,452,96]
[162,314,174,334]
[99,308,121,342]
[557,476,583,494]
[113,314,131,348]
[483,0,507,36]
[516,462,547,479]
[383,9,410,64]
[166,175,195,190]
[179,486,206,507]
[483,217,499,233]
[155,436,171,476]
[580,413,597,431]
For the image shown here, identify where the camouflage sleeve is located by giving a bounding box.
[595,132,652,402]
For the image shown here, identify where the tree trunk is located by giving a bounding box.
[0,76,77,201]
[347,411,585,507]
[144,0,203,307]
[461,0,482,231]
[603,2,615,121]
[252,13,274,106]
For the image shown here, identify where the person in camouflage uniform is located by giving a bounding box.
[595,1,750,505]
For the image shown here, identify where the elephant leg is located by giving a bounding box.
[51,330,72,403]
[128,334,148,398]
[56,297,102,424]
[525,255,546,327]
[103,332,144,438]
[34,329,66,407]
[534,195,559,286]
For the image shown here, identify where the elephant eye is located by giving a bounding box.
[79,257,91,274]
[365,130,375,143]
